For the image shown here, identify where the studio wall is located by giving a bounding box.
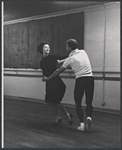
[4,2,120,112]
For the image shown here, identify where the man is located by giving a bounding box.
[43,39,94,131]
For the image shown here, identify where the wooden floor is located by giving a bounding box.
[4,98,121,148]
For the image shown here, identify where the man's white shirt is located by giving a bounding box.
[62,49,93,79]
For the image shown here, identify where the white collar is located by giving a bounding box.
[69,49,79,57]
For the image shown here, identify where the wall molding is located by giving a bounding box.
[4,69,120,81]
[4,2,118,25]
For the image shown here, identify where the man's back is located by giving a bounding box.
[63,49,93,78]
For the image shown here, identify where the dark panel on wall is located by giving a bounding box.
[28,18,53,68]
[4,1,108,21]
[53,15,68,56]
[4,22,29,68]
[66,12,84,49]
[53,12,84,56]
[4,25,9,68]
[4,12,84,68]
[28,20,41,69]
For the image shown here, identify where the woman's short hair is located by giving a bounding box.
[66,39,78,50]
[37,42,48,54]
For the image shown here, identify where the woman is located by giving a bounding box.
[37,42,73,125]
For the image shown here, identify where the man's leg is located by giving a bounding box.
[74,78,85,131]
[85,77,94,117]
[85,77,94,131]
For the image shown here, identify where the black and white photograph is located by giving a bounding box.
[2,0,120,148]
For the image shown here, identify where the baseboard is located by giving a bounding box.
[4,95,120,114]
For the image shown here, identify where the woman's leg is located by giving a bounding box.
[56,103,69,117]
[48,102,61,122]
[56,103,73,125]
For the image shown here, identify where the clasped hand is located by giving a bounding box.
[42,76,48,82]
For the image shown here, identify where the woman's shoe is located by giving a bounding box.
[68,113,73,126]
[53,117,62,125]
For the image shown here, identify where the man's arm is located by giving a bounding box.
[57,59,66,64]
[42,66,66,82]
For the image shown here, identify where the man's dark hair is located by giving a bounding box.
[66,39,78,50]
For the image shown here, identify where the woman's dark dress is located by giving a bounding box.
[40,55,66,104]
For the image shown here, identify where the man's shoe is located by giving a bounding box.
[86,117,92,132]
[77,125,85,131]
